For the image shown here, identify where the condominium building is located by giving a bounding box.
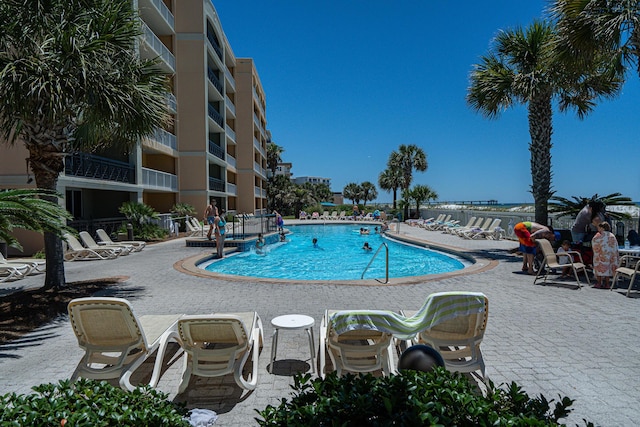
[293,176,332,187]
[0,0,269,252]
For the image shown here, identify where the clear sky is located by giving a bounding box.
[214,1,639,204]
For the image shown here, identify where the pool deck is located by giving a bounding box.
[1,220,639,426]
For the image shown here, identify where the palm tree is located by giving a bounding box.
[549,192,634,220]
[551,0,639,79]
[378,168,404,209]
[388,144,428,220]
[291,187,317,218]
[267,142,285,179]
[0,189,73,251]
[360,182,378,207]
[467,20,620,225]
[0,0,170,289]
[406,185,438,217]
[343,183,363,205]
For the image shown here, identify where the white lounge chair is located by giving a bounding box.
[469,219,502,240]
[453,217,485,237]
[443,216,476,234]
[319,309,396,378]
[96,229,145,251]
[176,312,263,393]
[401,292,489,383]
[0,263,30,283]
[63,233,120,261]
[0,253,45,274]
[68,297,182,391]
[79,231,132,255]
[459,217,494,239]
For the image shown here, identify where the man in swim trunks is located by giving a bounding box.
[514,221,555,275]
[204,199,218,240]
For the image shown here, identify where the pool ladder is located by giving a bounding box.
[361,242,389,283]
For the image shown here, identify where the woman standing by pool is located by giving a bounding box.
[214,211,226,258]
[592,221,619,289]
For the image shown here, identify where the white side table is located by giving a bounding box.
[270,314,315,374]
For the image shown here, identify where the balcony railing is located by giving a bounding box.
[225,124,236,143]
[142,168,177,191]
[225,95,236,116]
[166,93,177,112]
[150,0,174,29]
[254,186,262,197]
[149,128,176,150]
[65,153,135,183]
[207,104,223,128]
[207,68,223,95]
[226,153,236,168]
[208,177,225,192]
[253,137,265,158]
[142,23,175,70]
[227,182,237,195]
[224,67,236,91]
[208,140,225,160]
[206,30,223,61]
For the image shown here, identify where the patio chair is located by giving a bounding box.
[611,255,640,297]
[0,263,30,283]
[443,216,476,234]
[469,219,502,240]
[176,312,264,393]
[338,211,346,220]
[96,229,146,252]
[0,253,45,274]
[534,239,590,288]
[67,297,182,391]
[401,291,489,382]
[319,309,396,378]
[453,217,485,237]
[63,233,120,261]
[185,219,203,237]
[330,211,338,220]
[321,211,330,220]
[459,217,494,239]
[79,231,132,256]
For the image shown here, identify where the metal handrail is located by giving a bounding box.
[361,242,389,283]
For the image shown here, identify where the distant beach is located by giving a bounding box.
[429,203,640,217]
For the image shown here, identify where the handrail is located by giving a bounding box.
[361,242,389,283]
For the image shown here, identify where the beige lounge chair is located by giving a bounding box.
[0,253,45,274]
[319,309,395,378]
[611,255,640,297]
[534,239,590,288]
[79,231,132,255]
[96,229,145,251]
[68,297,182,391]
[63,233,120,261]
[176,312,263,393]
[0,263,30,283]
[402,291,489,382]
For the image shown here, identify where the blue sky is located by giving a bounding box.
[214,1,639,204]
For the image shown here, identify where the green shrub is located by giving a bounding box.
[256,369,591,426]
[0,379,189,426]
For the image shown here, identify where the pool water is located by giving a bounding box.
[202,224,467,281]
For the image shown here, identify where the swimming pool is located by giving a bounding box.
[201,224,468,281]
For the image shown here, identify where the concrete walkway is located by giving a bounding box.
[1,221,638,426]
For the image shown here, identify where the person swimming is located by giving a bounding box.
[255,233,266,254]
[362,242,372,251]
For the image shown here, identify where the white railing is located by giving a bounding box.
[151,128,176,150]
[142,168,177,191]
[254,186,262,197]
[225,95,236,116]
[224,67,236,91]
[227,182,237,195]
[226,153,236,168]
[166,93,177,112]
[253,137,265,157]
[150,0,174,29]
[142,23,175,70]
[225,124,236,143]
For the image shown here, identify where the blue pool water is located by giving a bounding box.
[202,224,467,281]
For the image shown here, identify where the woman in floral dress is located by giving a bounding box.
[591,221,619,288]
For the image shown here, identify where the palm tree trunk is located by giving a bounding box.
[528,94,553,226]
[27,138,67,290]
[392,188,397,210]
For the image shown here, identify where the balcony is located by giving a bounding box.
[142,168,177,191]
[226,153,236,169]
[65,153,135,183]
[254,162,266,178]
[150,128,176,150]
[141,23,175,72]
[207,104,223,128]
[254,186,262,198]
[253,86,265,116]
[253,137,265,158]
[227,182,237,196]
[225,95,236,117]
[208,139,225,160]
[139,0,174,33]
[207,68,223,95]
[225,124,236,143]
[224,67,236,92]
[166,93,177,113]
[208,177,225,192]
[206,29,223,61]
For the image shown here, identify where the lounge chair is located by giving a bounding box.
[443,216,476,234]
[176,312,263,393]
[468,219,502,240]
[0,263,30,283]
[459,217,494,239]
[0,253,45,274]
[611,255,640,297]
[319,309,396,378]
[67,297,182,391]
[321,211,330,220]
[338,211,346,220]
[330,211,338,220]
[401,291,489,382]
[185,220,203,237]
[96,229,145,252]
[63,233,120,261]
[311,212,320,220]
[453,217,485,237]
[79,231,132,255]
[534,239,590,288]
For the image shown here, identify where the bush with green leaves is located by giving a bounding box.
[256,369,591,426]
[0,379,190,426]
[118,201,167,240]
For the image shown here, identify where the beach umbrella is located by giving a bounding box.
[321,202,337,207]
